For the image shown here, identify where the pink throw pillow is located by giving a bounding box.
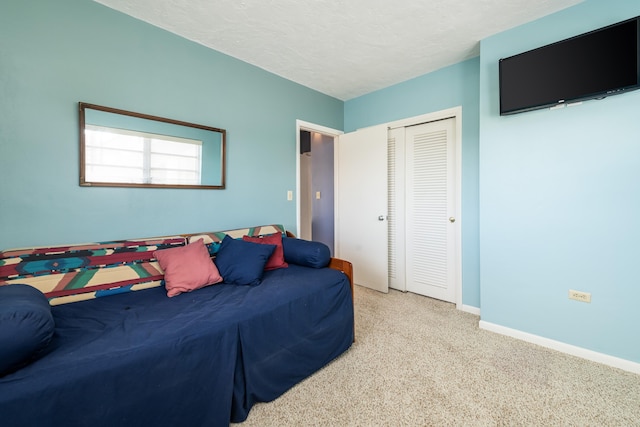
[242,233,288,270]
[154,239,223,297]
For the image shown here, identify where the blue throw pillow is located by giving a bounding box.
[214,235,276,286]
[0,284,55,376]
[282,237,331,268]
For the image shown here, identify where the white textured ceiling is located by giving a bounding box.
[94,0,582,100]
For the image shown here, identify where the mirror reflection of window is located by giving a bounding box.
[85,125,203,185]
[79,102,225,189]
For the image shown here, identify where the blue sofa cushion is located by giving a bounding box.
[282,237,331,268]
[0,284,55,376]
[215,235,276,286]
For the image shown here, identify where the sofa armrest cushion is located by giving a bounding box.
[282,237,331,268]
[0,284,55,376]
[214,235,276,286]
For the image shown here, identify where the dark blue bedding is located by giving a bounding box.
[0,265,354,427]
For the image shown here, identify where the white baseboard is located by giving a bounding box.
[479,320,640,375]
[460,304,481,316]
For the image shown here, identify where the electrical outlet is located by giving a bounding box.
[287,190,293,201]
[568,289,591,303]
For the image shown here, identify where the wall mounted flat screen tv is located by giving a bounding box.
[499,16,640,115]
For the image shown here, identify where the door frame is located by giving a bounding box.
[295,120,343,238]
[387,106,463,309]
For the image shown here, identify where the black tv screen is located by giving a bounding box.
[499,17,640,115]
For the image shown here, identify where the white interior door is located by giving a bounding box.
[405,118,457,302]
[335,125,389,293]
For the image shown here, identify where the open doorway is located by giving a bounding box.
[295,121,343,256]
[299,130,335,254]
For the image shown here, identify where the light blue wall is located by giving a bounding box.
[344,58,481,308]
[0,0,343,249]
[479,0,640,362]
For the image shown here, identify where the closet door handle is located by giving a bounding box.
[449,217,456,223]
[378,215,385,221]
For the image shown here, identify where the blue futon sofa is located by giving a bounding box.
[0,225,354,426]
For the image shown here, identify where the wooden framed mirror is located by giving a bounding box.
[79,102,226,189]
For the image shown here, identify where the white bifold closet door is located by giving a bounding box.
[392,118,457,303]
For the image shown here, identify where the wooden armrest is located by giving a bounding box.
[328,257,353,292]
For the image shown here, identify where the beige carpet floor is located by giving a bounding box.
[233,285,640,426]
